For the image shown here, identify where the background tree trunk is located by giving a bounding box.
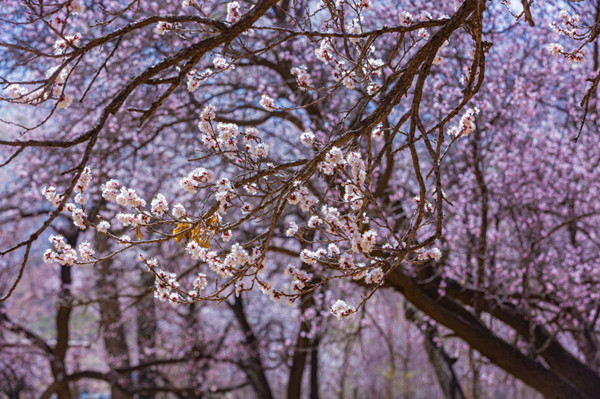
[96,234,132,399]
[136,270,158,399]
[230,295,274,399]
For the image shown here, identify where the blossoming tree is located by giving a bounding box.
[1,0,600,398]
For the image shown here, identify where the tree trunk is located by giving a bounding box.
[230,296,274,399]
[136,270,158,399]
[50,229,79,399]
[385,268,600,399]
[405,303,464,399]
[309,335,320,399]
[287,289,318,399]
[95,234,132,399]
[423,328,465,399]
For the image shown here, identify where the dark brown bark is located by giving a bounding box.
[309,335,320,399]
[230,296,274,399]
[469,126,487,399]
[385,268,599,399]
[405,305,465,399]
[423,328,465,399]
[50,229,79,399]
[443,279,600,398]
[136,270,159,399]
[287,280,319,399]
[95,234,132,399]
[287,323,309,399]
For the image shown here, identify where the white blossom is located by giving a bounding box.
[151,193,169,217]
[286,221,299,237]
[399,11,413,26]
[331,299,355,320]
[365,267,384,285]
[154,21,172,35]
[192,273,208,291]
[78,241,95,261]
[53,34,81,55]
[172,203,186,219]
[41,186,63,207]
[56,94,72,109]
[74,167,92,193]
[101,179,120,201]
[300,131,315,146]
[291,65,311,89]
[213,54,232,70]
[546,43,564,57]
[226,1,241,23]
[97,220,110,233]
[259,94,275,111]
[339,253,355,269]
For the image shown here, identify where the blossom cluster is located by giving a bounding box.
[287,265,311,293]
[415,247,442,262]
[259,94,275,111]
[102,179,146,208]
[150,259,182,304]
[287,183,318,212]
[447,107,480,138]
[226,1,241,24]
[53,34,81,55]
[546,10,585,63]
[291,65,311,90]
[151,193,169,217]
[42,2,86,109]
[187,55,234,93]
[7,3,85,109]
[185,239,263,286]
[549,10,581,39]
[44,235,78,266]
[312,32,386,93]
[197,104,274,170]
[179,167,215,193]
[41,167,93,230]
[331,299,355,320]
